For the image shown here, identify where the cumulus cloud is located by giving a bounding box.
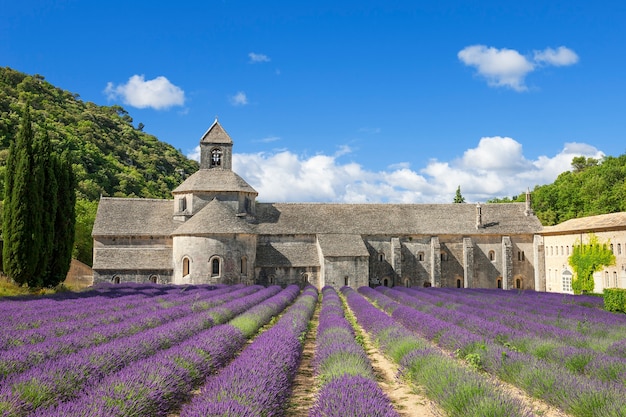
[229,91,248,106]
[534,46,579,66]
[248,52,270,63]
[184,137,604,204]
[104,75,185,109]
[458,45,579,91]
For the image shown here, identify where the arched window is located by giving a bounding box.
[383,278,389,287]
[417,252,424,262]
[112,275,121,284]
[344,276,349,286]
[268,274,275,285]
[211,257,221,277]
[240,256,247,276]
[302,273,309,284]
[613,271,618,287]
[562,270,573,292]
[566,246,570,256]
[441,251,448,262]
[497,278,502,289]
[405,279,410,288]
[516,278,522,289]
[488,250,496,261]
[456,279,462,288]
[211,148,222,166]
[149,275,158,283]
[182,257,190,277]
[605,271,610,288]
[610,244,614,254]
[618,243,622,255]
[378,252,385,262]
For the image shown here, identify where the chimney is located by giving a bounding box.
[524,188,534,216]
[475,203,482,229]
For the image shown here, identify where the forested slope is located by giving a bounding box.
[0,67,198,266]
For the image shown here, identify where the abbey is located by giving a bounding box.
[92,120,547,290]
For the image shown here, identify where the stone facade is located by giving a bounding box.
[92,120,551,291]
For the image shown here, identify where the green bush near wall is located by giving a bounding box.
[604,288,626,313]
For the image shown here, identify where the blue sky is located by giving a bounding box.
[2,1,624,203]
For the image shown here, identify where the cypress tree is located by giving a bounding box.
[2,104,43,286]
[33,129,58,284]
[46,151,76,287]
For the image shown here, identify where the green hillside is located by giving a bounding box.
[0,67,198,266]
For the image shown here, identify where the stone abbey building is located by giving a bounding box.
[92,120,547,290]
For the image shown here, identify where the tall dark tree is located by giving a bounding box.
[47,151,76,286]
[33,128,58,283]
[2,104,43,286]
[2,105,76,288]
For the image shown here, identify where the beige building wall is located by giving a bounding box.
[543,229,626,293]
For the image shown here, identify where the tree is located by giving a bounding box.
[569,234,615,294]
[2,105,76,287]
[2,104,43,286]
[453,186,465,203]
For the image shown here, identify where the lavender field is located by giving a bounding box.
[0,283,624,417]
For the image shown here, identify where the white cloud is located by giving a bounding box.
[221,137,604,204]
[248,52,270,63]
[458,44,579,91]
[104,75,185,110]
[534,46,579,66]
[230,91,248,106]
[253,136,281,143]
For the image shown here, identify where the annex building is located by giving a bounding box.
[92,120,552,291]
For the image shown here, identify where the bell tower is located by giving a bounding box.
[199,118,233,170]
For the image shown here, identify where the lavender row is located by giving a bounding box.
[309,286,398,417]
[0,284,248,379]
[33,285,304,417]
[361,288,626,417]
[379,287,626,385]
[0,282,213,330]
[0,285,280,416]
[0,284,239,354]
[343,287,531,417]
[179,285,317,417]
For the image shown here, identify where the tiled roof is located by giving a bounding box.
[317,234,369,257]
[92,247,173,270]
[255,242,320,267]
[542,212,626,235]
[172,199,254,235]
[92,198,177,237]
[255,202,543,236]
[172,170,257,194]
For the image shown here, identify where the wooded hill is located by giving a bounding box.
[1,66,625,270]
[0,67,198,267]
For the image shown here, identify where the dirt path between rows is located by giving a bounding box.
[284,301,321,416]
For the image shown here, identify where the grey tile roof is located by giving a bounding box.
[200,120,233,144]
[92,198,178,237]
[255,202,543,236]
[172,199,254,235]
[92,247,173,270]
[172,170,258,194]
[256,242,320,267]
[317,234,369,257]
[542,212,626,234]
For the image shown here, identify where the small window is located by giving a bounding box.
[302,273,309,284]
[488,250,496,261]
[456,279,462,288]
[418,252,424,262]
[618,243,622,255]
[405,279,410,288]
[211,258,221,276]
[518,251,525,261]
[211,148,222,166]
[613,271,618,287]
[516,278,522,289]
[383,278,389,287]
[112,275,121,284]
[497,278,502,289]
[179,196,187,212]
[562,270,572,292]
[610,244,614,254]
[605,271,610,287]
[149,275,158,284]
[268,274,275,285]
[344,276,349,286]
[378,253,385,262]
[566,246,570,256]
[240,256,247,276]
[441,251,448,262]
[183,257,190,277]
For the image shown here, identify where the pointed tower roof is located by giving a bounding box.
[172,198,254,235]
[200,119,232,144]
